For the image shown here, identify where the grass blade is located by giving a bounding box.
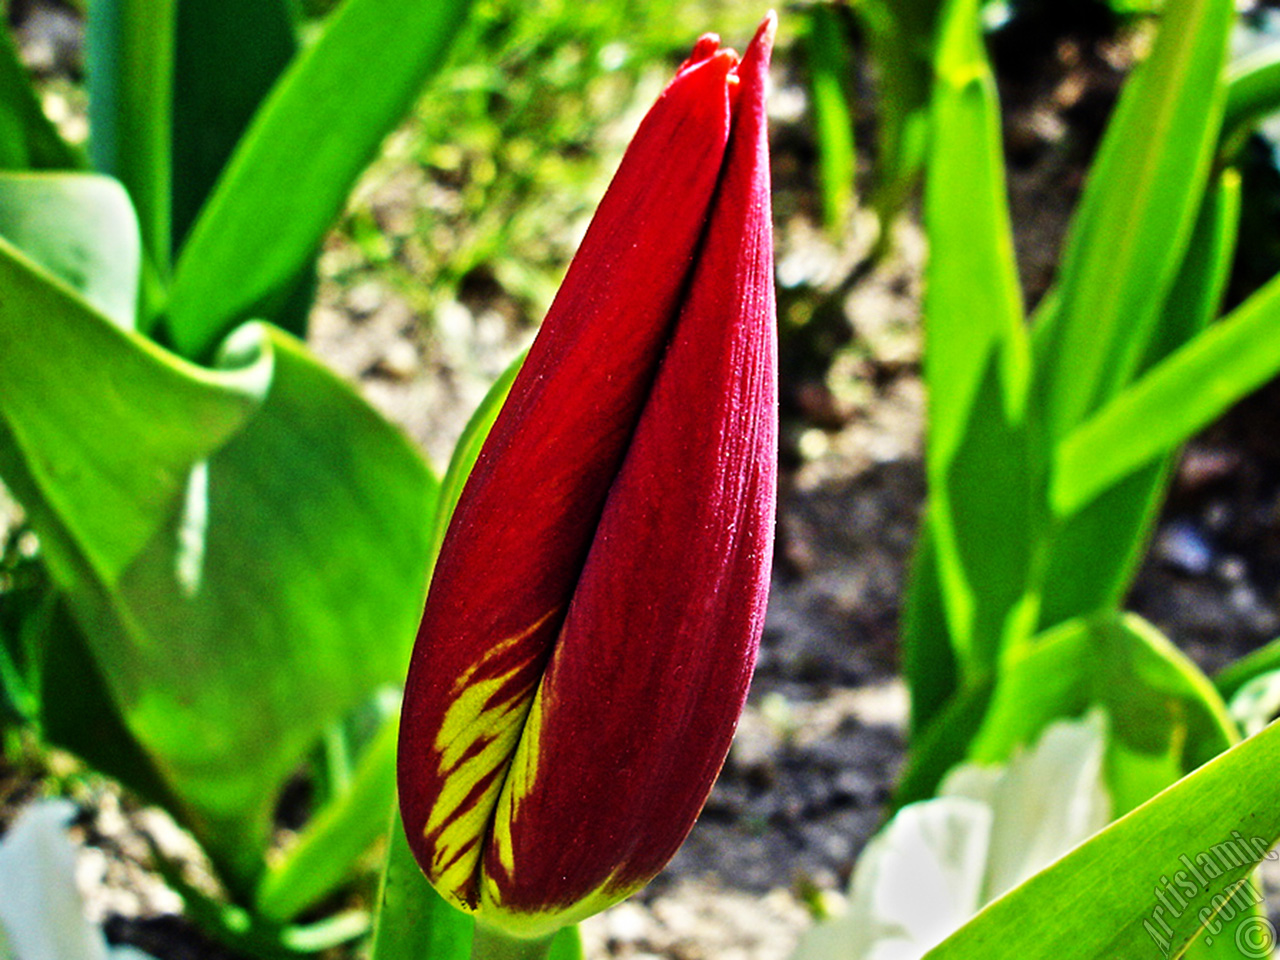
[805,4,856,234]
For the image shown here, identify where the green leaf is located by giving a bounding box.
[166,0,476,359]
[86,0,176,275]
[901,524,959,738]
[371,807,473,960]
[0,25,80,170]
[853,0,941,241]
[430,349,525,571]
[1215,635,1280,700]
[1035,167,1240,625]
[892,677,993,811]
[933,356,1038,671]
[805,4,856,233]
[255,709,399,923]
[924,718,1280,960]
[1138,168,1240,372]
[370,804,584,960]
[0,172,139,329]
[0,240,437,892]
[170,0,297,254]
[920,0,1034,673]
[1033,0,1233,441]
[924,0,1027,470]
[38,596,181,815]
[1053,266,1280,517]
[971,613,1236,816]
[0,238,265,584]
[1222,41,1280,152]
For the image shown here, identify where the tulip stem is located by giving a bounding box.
[470,925,556,960]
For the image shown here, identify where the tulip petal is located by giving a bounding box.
[478,14,778,936]
[400,43,741,911]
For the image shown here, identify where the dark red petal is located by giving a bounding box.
[399,41,739,907]
[484,13,778,917]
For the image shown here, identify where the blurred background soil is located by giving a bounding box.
[5,1,1280,957]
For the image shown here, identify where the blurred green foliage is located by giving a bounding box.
[335,0,762,316]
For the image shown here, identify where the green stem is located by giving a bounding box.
[470,925,555,960]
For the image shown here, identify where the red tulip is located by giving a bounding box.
[398,13,777,939]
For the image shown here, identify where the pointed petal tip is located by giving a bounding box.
[733,11,775,83]
[750,12,777,61]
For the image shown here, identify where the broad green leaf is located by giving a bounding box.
[0,237,265,583]
[170,0,296,254]
[37,597,180,815]
[0,239,437,892]
[1035,168,1239,625]
[805,4,856,233]
[0,25,80,170]
[0,172,139,329]
[108,324,435,889]
[1034,0,1232,442]
[924,718,1280,960]
[934,355,1038,671]
[1053,266,1280,516]
[430,349,525,572]
[86,0,175,275]
[1034,466,1168,629]
[166,0,476,359]
[256,710,399,922]
[971,613,1236,816]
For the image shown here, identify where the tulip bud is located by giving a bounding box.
[398,13,777,940]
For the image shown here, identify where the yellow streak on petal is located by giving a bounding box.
[478,678,644,939]
[487,678,547,878]
[420,609,558,901]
